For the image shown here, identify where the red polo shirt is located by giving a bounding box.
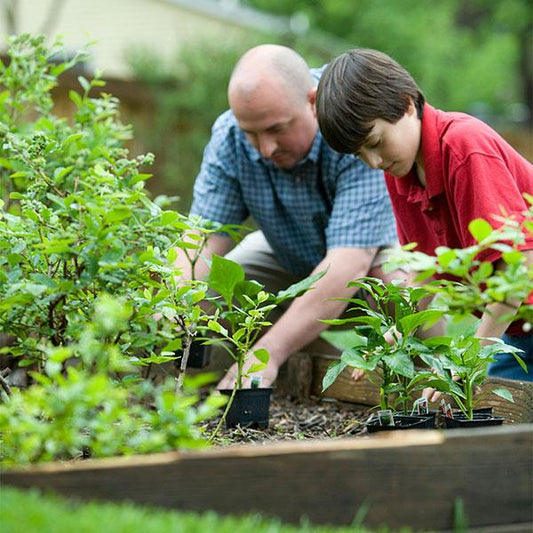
[385,104,533,335]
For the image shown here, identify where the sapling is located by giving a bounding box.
[204,254,325,436]
[381,211,532,418]
[322,277,447,414]
[165,217,244,388]
[384,210,533,329]
[421,333,523,420]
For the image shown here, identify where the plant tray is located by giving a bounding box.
[366,413,436,432]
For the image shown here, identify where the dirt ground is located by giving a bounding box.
[202,391,373,445]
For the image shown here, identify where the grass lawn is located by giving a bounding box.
[0,486,417,533]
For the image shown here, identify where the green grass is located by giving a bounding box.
[0,486,416,533]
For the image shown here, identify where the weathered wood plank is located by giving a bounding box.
[276,352,313,399]
[3,425,532,532]
[310,354,381,406]
[478,377,533,424]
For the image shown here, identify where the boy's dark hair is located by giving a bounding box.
[316,48,425,154]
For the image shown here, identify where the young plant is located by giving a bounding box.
[378,209,532,418]
[385,207,533,329]
[164,217,244,387]
[204,254,325,433]
[422,332,523,419]
[322,278,446,413]
[0,295,226,466]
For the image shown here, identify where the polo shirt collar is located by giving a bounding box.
[392,103,445,199]
[421,104,445,198]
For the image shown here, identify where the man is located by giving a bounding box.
[179,44,399,389]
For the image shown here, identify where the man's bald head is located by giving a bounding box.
[228,44,315,109]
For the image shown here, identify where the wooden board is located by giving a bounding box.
[2,425,532,532]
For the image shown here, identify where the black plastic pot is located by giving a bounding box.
[219,388,272,429]
[366,413,436,433]
[443,410,503,429]
[174,340,210,369]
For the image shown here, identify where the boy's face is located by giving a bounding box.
[356,102,422,178]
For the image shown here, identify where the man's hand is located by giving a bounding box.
[216,353,280,390]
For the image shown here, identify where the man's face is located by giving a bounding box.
[231,85,318,170]
[356,103,422,178]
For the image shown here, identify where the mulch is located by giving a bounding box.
[203,392,373,446]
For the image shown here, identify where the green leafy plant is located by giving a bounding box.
[385,205,533,328]
[421,332,522,420]
[321,278,446,413]
[167,217,244,388]
[0,295,225,466]
[204,255,325,434]
[0,34,219,378]
[322,208,531,421]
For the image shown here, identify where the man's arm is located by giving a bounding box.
[217,246,378,388]
[174,232,234,281]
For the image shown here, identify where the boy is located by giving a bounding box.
[316,48,532,380]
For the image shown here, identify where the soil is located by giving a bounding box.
[202,391,373,446]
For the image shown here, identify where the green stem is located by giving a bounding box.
[209,384,238,443]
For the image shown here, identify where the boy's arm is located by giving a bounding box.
[475,249,533,342]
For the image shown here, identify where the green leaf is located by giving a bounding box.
[207,255,244,307]
[399,309,444,336]
[436,247,457,268]
[383,351,415,378]
[78,76,90,92]
[474,261,494,281]
[320,329,366,351]
[468,218,493,242]
[61,133,84,147]
[247,362,267,374]
[492,387,514,403]
[275,269,327,303]
[341,348,378,370]
[252,348,269,364]
[105,208,132,223]
[206,319,227,337]
[322,359,347,391]
[502,250,524,265]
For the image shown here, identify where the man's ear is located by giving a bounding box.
[308,86,317,115]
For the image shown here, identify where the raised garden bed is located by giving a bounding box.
[4,351,533,532]
[3,423,532,532]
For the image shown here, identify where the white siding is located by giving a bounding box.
[1,0,259,78]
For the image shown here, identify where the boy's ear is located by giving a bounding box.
[405,96,417,116]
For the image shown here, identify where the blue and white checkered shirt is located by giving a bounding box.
[190,69,397,276]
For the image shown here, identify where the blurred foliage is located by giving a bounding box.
[127,39,265,213]
[128,0,531,210]
[247,0,531,120]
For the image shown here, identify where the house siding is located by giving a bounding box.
[1,0,264,78]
